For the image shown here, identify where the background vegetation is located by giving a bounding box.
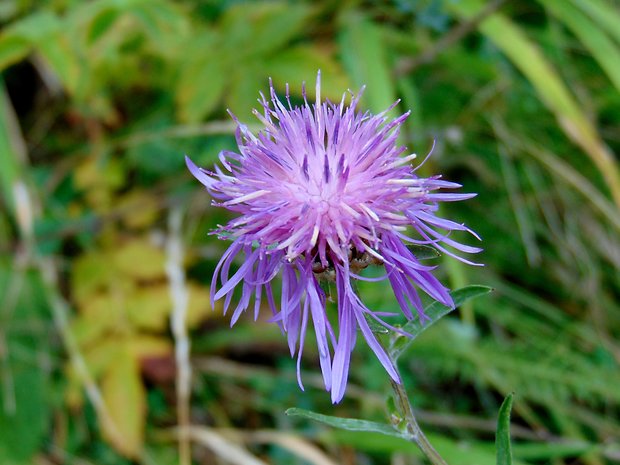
[0,0,619,464]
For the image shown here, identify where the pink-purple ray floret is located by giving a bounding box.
[186,72,481,403]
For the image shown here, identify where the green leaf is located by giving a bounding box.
[0,79,22,219]
[176,46,226,122]
[0,34,30,71]
[219,2,312,58]
[129,1,189,54]
[447,0,620,206]
[175,33,229,122]
[101,347,145,458]
[37,34,81,95]
[86,7,119,44]
[568,0,620,44]
[512,440,597,461]
[544,0,620,91]
[6,10,60,43]
[285,408,407,439]
[407,244,441,260]
[390,285,493,360]
[320,430,529,465]
[496,393,514,465]
[339,12,398,115]
[0,264,52,464]
[226,60,266,120]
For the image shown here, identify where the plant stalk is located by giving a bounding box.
[390,374,448,465]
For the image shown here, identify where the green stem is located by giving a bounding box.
[390,370,448,465]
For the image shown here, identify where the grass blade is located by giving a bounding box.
[544,0,620,91]
[448,0,620,207]
[496,393,514,465]
[569,0,620,44]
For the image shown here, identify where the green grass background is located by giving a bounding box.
[0,0,619,464]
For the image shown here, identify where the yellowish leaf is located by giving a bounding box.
[74,155,125,190]
[186,282,212,328]
[72,251,115,305]
[128,335,172,360]
[113,239,166,280]
[83,338,124,380]
[101,346,145,458]
[70,304,117,347]
[118,189,160,229]
[126,284,171,331]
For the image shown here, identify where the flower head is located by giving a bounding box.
[186,72,481,403]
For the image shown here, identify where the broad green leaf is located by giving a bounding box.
[85,7,119,44]
[0,35,30,71]
[0,265,52,464]
[286,408,407,439]
[226,60,266,120]
[129,1,189,54]
[5,10,60,43]
[176,47,226,122]
[544,0,620,91]
[0,364,49,464]
[101,347,145,458]
[38,33,81,95]
[219,2,312,58]
[496,393,514,465]
[339,13,397,115]
[448,0,620,206]
[390,285,493,360]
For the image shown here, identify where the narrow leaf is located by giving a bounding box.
[286,408,407,439]
[448,0,620,206]
[544,0,620,91]
[101,350,145,458]
[496,393,514,465]
[569,0,620,44]
[0,79,24,221]
[390,285,493,360]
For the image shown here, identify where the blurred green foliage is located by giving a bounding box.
[0,0,619,464]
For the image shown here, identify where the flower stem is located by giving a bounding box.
[389,372,448,465]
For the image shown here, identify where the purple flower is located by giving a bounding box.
[186,72,481,403]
